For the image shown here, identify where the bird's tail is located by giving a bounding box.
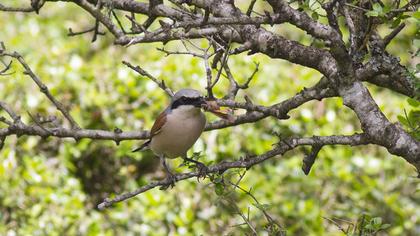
[132,140,151,152]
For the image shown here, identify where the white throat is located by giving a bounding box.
[171,105,202,117]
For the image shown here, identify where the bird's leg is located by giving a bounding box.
[183,155,209,180]
[159,155,176,189]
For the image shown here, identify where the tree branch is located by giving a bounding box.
[0,3,35,12]
[340,82,420,172]
[0,101,20,122]
[267,0,342,43]
[383,23,406,48]
[208,77,337,129]
[302,144,323,175]
[98,133,370,209]
[0,124,148,142]
[1,51,81,129]
[356,54,416,97]
[70,0,125,39]
[189,0,340,78]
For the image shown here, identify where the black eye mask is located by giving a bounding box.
[171,96,205,109]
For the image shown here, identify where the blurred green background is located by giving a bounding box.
[0,1,419,235]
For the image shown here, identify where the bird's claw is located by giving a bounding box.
[195,162,209,181]
[183,157,209,181]
[160,172,177,190]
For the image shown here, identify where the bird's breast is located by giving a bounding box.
[150,108,206,158]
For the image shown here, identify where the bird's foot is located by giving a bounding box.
[159,155,177,190]
[160,172,177,190]
[195,162,209,181]
[184,157,209,181]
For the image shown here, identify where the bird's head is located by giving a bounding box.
[170,88,233,121]
[170,89,207,111]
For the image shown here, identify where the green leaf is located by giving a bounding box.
[372,217,382,226]
[372,3,382,13]
[215,183,224,196]
[382,5,391,14]
[212,175,223,184]
[254,203,271,211]
[407,98,420,107]
[366,11,379,17]
[366,3,386,18]
[380,223,391,230]
[397,115,409,126]
[312,12,319,20]
[365,224,375,230]
[391,18,401,28]
[413,11,420,20]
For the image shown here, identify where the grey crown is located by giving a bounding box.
[171,89,203,103]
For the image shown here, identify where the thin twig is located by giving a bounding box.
[383,23,405,47]
[342,3,357,53]
[67,26,105,37]
[122,60,174,97]
[27,111,52,136]
[228,179,284,233]
[202,7,210,25]
[157,47,206,58]
[323,216,348,234]
[0,59,13,75]
[0,101,20,122]
[92,0,104,42]
[0,3,34,12]
[0,136,5,150]
[0,117,13,126]
[322,0,341,34]
[344,3,368,12]
[125,14,148,34]
[91,19,101,42]
[211,42,231,94]
[224,61,259,99]
[111,10,127,34]
[233,203,258,235]
[1,52,80,129]
[204,47,214,98]
[240,62,259,89]
[128,12,140,32]
[246,0,257,16]
[302,143,323,175]
[224,64,239,99]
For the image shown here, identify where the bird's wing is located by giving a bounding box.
[132,140,150,152]
[132,110,167,152]
[150,110,167,137]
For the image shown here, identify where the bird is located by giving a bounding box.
[133,89,212,187]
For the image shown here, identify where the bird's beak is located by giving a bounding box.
[200,97,215,110]
[202,99,234,121]
[199,97,207,106]
[192,97,208,108]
